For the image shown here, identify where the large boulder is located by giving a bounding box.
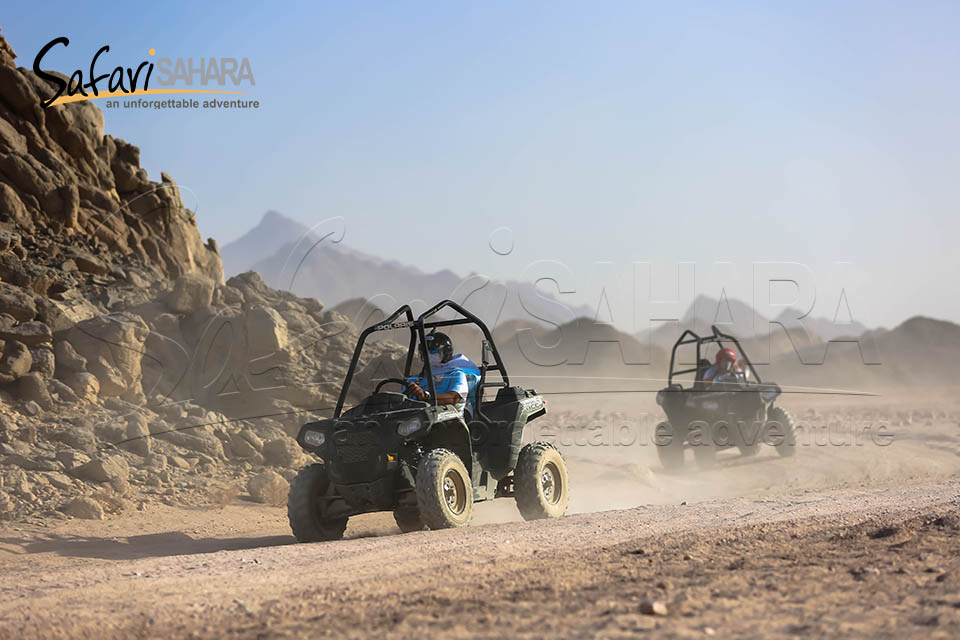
[0,283,36,321]
[0,490,14,516]
[18,372,52,409]
[246,470,289,505]
[121,414,151,457]
[0,319,51,347]
[245,306,289,358]
[64,372,99,402]
[0,340,31,383]
[166,274,214,314]
[72,456,130,484]
[47,378,79,404]
[0,230,20,253]
[0,183,31,231]
[54,339,87,374]
[1,454,59,471]
[69,251,108,275]
[37,296,99,333]
[157,430,225,459]
[66,313,148,398]
[55,450,91,471]
[52,426,98,452]
[228,432,260,458]
[262,438,302,468]
[29,346,55,378]
[63,496,104,520]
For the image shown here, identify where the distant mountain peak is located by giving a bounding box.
[683,293,760,327]
[261,209,290,223]
[220,210,315,277]
[221,211,594,325]
[252,209,311,235]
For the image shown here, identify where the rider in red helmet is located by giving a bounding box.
[704,347,743,386]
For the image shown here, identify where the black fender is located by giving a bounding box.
[422,418,473,475]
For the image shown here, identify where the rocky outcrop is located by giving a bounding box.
[0,33,221,286]
[0,28,403,522]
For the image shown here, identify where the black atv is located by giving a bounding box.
[287,300,568,541]
[655,325,797,470]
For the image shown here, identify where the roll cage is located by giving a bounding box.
[667,324,762,389]
[334,300,511,418]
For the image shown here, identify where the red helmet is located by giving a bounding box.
[716,348,736,364]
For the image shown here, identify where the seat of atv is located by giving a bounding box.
[692,358,712,391]
[472,386,524,426]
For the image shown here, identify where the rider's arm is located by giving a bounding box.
[435,390,462,404]
[702,366,718,389]
[435,370,468,407]
[403,377,461,403]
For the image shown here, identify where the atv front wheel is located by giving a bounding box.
[415,448,474,529]
[767,407,797,457]
[393,508,426,533]
[515,442,569,520]
[287,464,348,542]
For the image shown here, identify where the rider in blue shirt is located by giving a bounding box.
[404,332,480,416]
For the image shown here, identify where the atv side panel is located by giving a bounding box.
[473,387,546,480]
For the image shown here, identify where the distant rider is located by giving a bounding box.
[704,347,744,387]
[404,332,481,416]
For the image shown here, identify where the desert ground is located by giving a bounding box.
[1,389,958,639]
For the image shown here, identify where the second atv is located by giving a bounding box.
[655,325,798,469]
[287,300,568,541]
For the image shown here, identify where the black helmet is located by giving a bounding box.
[425,332,453,363]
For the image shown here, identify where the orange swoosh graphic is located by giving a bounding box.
[49,88,250,106]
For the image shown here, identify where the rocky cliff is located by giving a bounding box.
[0,30,400,522]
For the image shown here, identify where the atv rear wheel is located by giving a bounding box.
[656,423,685,469]
[393,508,426,533]
[767,406,797,457]
[287,464,348,542]
[515,442,569,520]
[415,448,474,529]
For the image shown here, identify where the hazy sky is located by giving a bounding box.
[5,1,959,329]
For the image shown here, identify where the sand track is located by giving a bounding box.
[0,474,957,639]
[2,395,958,638]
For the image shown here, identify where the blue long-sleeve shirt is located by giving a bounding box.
[406,354,481,415]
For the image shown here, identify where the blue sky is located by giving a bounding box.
[4,1,960,328]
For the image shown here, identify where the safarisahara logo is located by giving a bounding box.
[33,37,258,109]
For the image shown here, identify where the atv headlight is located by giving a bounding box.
[761,388,779,404]
[656,390,665,406]
[303,430,325,447]
[397,416,423,437]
